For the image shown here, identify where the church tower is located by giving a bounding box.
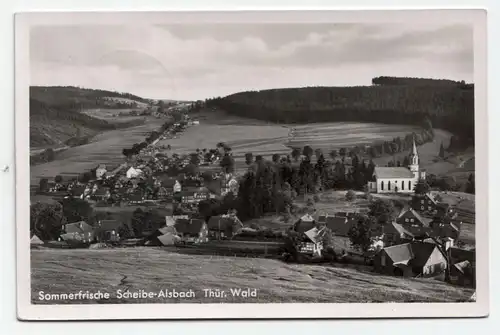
[408,136,420,178]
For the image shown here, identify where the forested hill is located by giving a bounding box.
[30,86,151,147]
[30,98,117,147]
[205,77,474,142]
[30,86,150,110]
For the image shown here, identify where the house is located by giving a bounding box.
[60,221,95,244]
[412,193,440,215]
[156,186,172,199]
[430,216,461,240]
[174,218,209,244]
[95,164,107,179]
[382,221,414,246]
[395,207,432,238]
[450,247,476,265]
[450,260,475,287]
[293,214,316,233]
[367,137,426,193]
[373,241,448,278]
[69,186,86,200]
[128,192,145,205]
[126,167,143,179]
[298,227,325,257]
[207,214,244,239]
[144,225,180,246]
[30,234,44,246]
[92,187,111,201]
[95,220,123,242]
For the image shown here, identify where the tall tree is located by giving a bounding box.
[368,198,396,225]
[329,149,338,161]
[245,152,254,165]
[348,215,379,253]
[61,198,94,224]
[302,146,314,159]
[465,173,475,194]
[30,202,66,240]
[220,154,235,174]
[291,148,301,162]
[39,178,49,192]
[439,142,446,158]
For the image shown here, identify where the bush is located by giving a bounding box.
[345,190,356,201]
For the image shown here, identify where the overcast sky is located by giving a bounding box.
[30,23,473,100]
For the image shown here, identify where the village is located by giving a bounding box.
[29,101,476,292]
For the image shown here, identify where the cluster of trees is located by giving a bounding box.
[130,208,165,237]
[30,86,148,110]
[30,198,100,240]
[205,78,474,146]
[425,173,475,194]
[347,198,397,253]
[121,118,185,158]
[371,76,470,87]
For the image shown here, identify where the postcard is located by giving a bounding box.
[15,9,488,320]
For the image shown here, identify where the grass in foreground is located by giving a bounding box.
[31,248,473,304]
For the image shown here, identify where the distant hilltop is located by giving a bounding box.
[370,76,473,88]
[205,76,475,144]
[29,86,150,147]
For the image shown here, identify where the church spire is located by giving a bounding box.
[409,135,419,169]
[411,135,418,157]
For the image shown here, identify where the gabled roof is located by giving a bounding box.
[383,241,443,268]
[409,242,440,268]
[304,227,325,244]
[385,221,414,238]
[30,234,44,245]
[425,193,439,205]
[383,243,414,264]
[158,225,177,235]
[175,219,206,235]
[374,167,415,179]
[97,220,122,232]
[398,208,432,227]
[453,260,472,275]
[300,213,315,222]
[165,216,176,227]
[294,220,316,234]
[65,221,94,234]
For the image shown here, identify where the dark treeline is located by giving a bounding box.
[30,98,116,131]
[122,112,185,157]
[206,78,474,146]
[371,76,473,88]
[30,86,148,105]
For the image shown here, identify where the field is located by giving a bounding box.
[161,111,451,175]
[30,118,163,185]
[31,248,474,304]
[288,123,420,150]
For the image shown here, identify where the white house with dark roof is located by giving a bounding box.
[367,137,426,194]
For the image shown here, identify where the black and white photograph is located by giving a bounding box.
[15,10,488,320]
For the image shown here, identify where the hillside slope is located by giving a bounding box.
[30,86,150,147]
[30,98,119,147]
[31,248,473,304]
[206,77,474,142]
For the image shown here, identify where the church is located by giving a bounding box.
[367,138,426,194]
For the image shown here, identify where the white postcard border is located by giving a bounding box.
[15,9,489,320]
